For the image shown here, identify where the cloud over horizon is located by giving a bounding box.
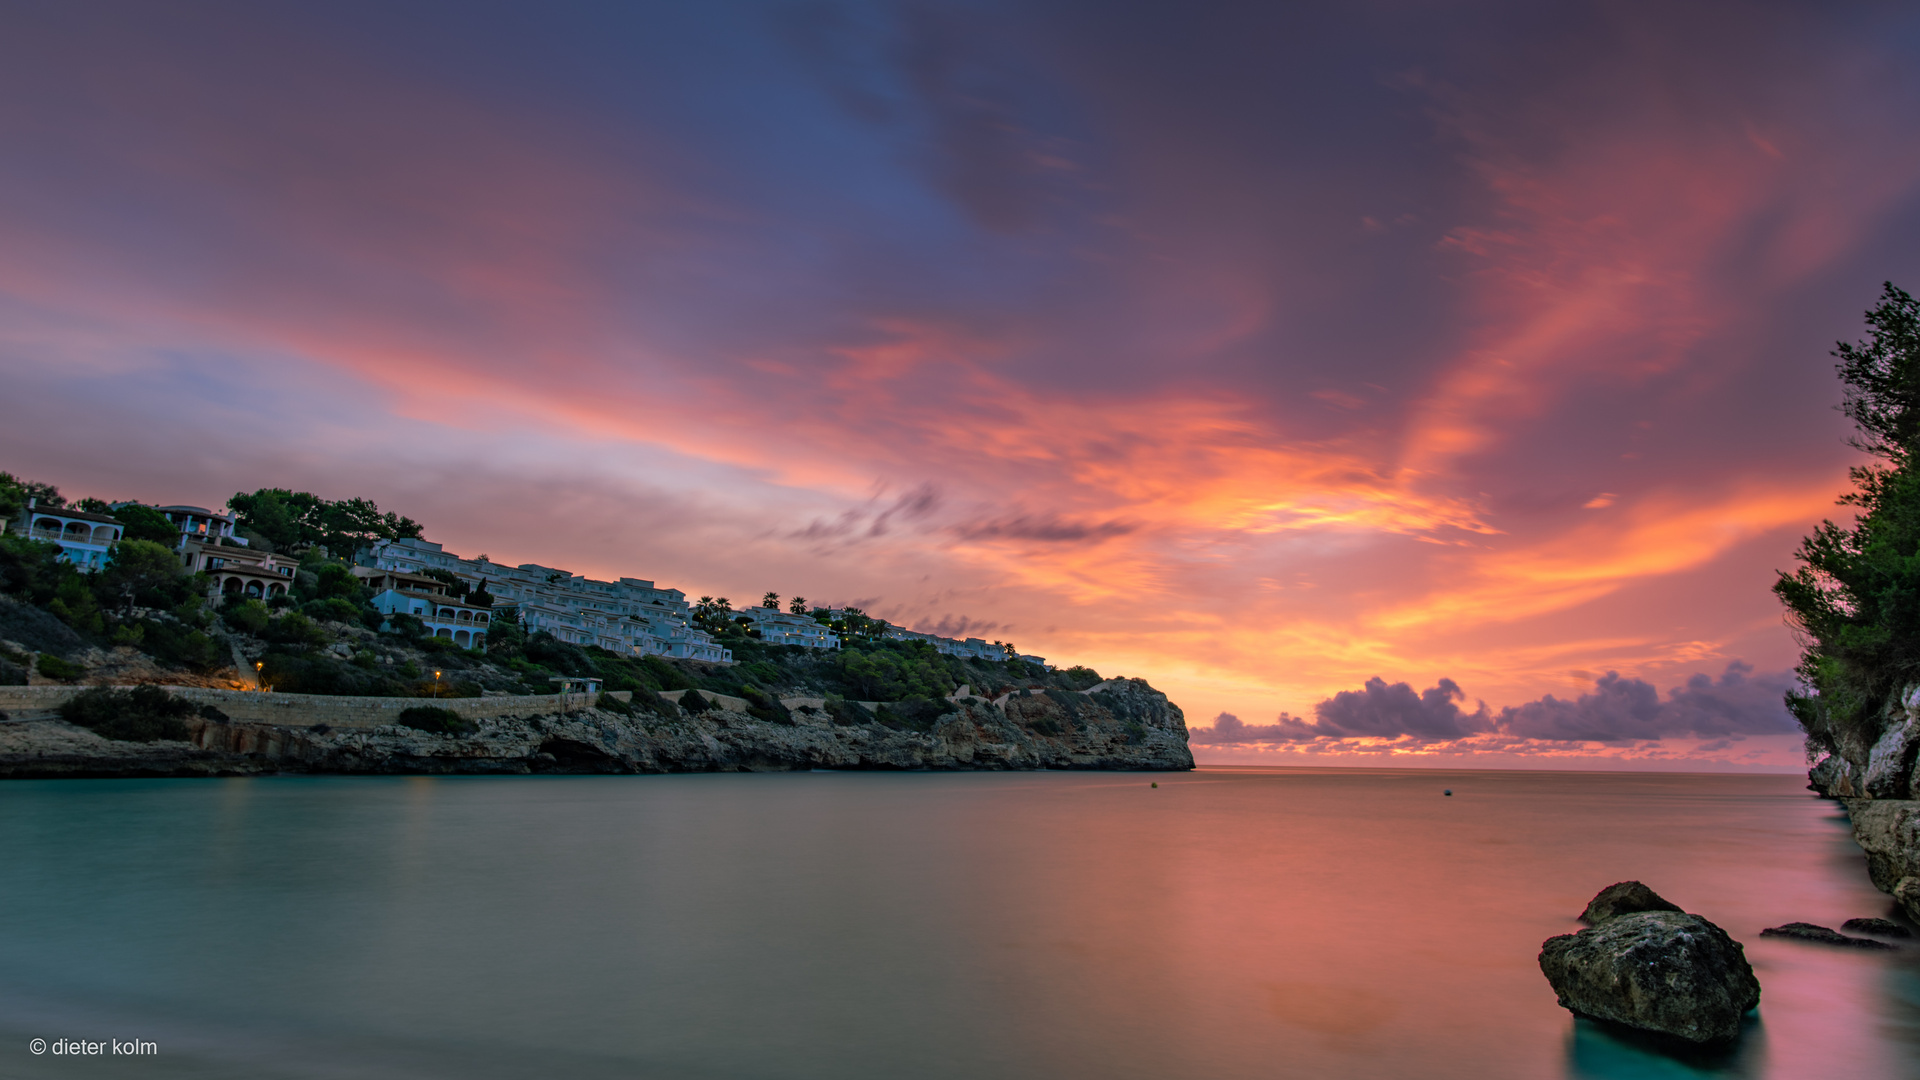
[1192,663,1799,749]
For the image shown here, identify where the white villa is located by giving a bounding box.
[154,505,244,549]
[181,538,298,600]
[353,567,493,649]
[16,502,123,571]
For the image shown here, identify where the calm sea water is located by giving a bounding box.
[0,768,1915,1079]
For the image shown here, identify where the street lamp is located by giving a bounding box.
[434,670,442,698]
[254,661,264,692]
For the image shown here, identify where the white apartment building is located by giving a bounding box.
[821,608,1049,669]
[735,606,840,649]
[360,538,732,664]
[358,537,1045,668]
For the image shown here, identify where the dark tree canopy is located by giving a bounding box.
[228,488,423,557]
[110,504,182,546]
[0,472,63,521]
[1776,283,1920,759]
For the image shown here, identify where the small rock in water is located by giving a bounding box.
[1540,888,1759,1045]
[1841,917,1911,938]
[1580,880,1684,925]
[1443,788,1452,796]
[1760,922,1896,949]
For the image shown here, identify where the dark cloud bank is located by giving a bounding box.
[1194,663,1798,745]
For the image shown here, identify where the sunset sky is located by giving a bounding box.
[5,2,1920,769]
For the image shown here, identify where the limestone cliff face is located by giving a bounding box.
[1843,800,1920,919]
[1806,686,1920,920]
[0,678,1194,777]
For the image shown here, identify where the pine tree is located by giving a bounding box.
[1776,283,1920,759]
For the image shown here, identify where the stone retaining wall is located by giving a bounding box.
[0,685,631,729]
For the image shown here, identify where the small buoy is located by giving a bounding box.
[1443,789,1453,796]
[1151,782,1158,788]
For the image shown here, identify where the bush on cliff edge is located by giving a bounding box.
[58,685,196,743]
[396,706,475,736]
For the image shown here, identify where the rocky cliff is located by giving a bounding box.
[1806,687,1920,919]
[0,678,1194,778]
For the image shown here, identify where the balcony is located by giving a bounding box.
[29,527,111,547]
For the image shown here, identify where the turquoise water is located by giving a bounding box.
[0,768,1914,1079]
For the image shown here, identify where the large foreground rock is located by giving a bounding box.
[1540,910,1760,1044]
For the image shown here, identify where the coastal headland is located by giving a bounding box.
[0,678,1194,778]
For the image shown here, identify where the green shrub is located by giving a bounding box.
[874,695,953,732]
[680,689,710,714]
[301,597,362,624]
[596,692,635,716]
[225,598,271,635]
[58,685,195,742]
[1043,688,1086,726]
[137,621,222,672]
[0,533,73,603]
[823,695,873,726]
[36,654,85,682]
[484,607,526,657]
[396,706,474,736]
[260,650,403,696]
[108,504,181,546]
[265,612,327,647]
[525,632,594,676]
[641,654,695,691]
[47,584,104,635]
[738,660,784,686]
[1058,665,1103,691]
[738,684,792,725]
[313,563,361,600]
